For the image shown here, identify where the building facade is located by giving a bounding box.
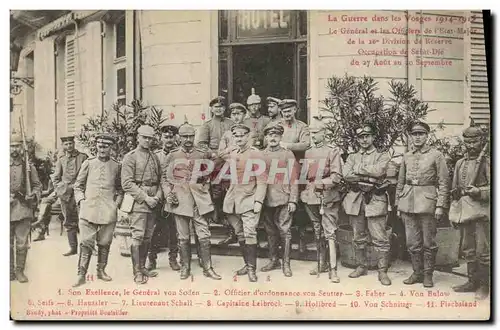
[10,10,489,154]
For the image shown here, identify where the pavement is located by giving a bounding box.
[10,221,490,321]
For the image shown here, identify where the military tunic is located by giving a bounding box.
[74,156,123,247]
[261,146,299,239]
[224,144,267,245]
[243,115,272,149]
[396,146,450,259]
[121,147,162,244]
[162,147,215,240]
[452,155,490,266]
[197,117,235,151]
[342,148,391,252]
[301,143,343,240]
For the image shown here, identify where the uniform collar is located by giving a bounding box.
[465,152,480,160]
[314,142,324,148]
[412,145,431,154]
[360,146,376,155]
[181,146,194,154]
[66,149,79,157]
[213,115,225,121]
[10,157,22,166]
[237,144,250,154]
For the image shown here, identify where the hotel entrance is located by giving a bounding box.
[218,10,309,123]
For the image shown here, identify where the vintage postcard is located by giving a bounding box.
[9,9,491,321]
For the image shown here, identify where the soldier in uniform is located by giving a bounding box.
[267,96,282,122]
[219,103,247,152]
[244,88,271,150]
[10,132,42,282]
[449,126,490,299]
[267,99,311,253]
[72,133,123,287]
[342,124,392,286]
[396,121,450,288]
[52,135,88,256]
[260,124,299,277]
[301,123,343,283]
[197,96,236,246]
[147,124,181,272]
[163,122,221,280]
[121,125,163,284]
[224,123,267,282]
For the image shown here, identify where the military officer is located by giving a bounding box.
[396,121,450,288]
[449,126,490,299]
[219,102,247,152]
[267,97,282,122]
[52,135,88,256]
[343,124,392,286]
[121,125,163,284]
[267,99,311,253]
[260,124,299,277]
[224,123,267,282]
[243,88,271,149]
[163,122,221,280]
[10,132,42,282]
[147,124,181,272]
[301,123,343,283]
[72,133,123,287]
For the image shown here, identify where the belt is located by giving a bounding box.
[135,181,159,186]
[405,180,435,186]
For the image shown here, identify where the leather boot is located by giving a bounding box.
[348,249,368,278]
[218,227,238,245]
[73,245,92,287]
[261,235,281,272]
[246,244,258,282]
[96,245,112,282]
[168,245,180,272]
[141,242,158,278]
[34,203,52,241]
[15,249,29,283]
[169,258,181,271]
[179,239,191,280]
[131,245,147,284]
[198,238,222,280]
[310,238,329,275]
[298,227,306,254]
[377,251,392,286]
[423,250,436,288]
[235,241,248,276]
[194,235,203,268]
[146,253,157,271]
[453,262,479,292]
[10,244,15,281]
[63,230,78,256]
[282,236,292,277]
[475,263,490,300]
[328,239,340,283]
[403,253,424,284]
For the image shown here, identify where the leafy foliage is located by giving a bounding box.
[76,100,167,160]
[321,75,430,153]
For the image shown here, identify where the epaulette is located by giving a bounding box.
[170,147,180,153]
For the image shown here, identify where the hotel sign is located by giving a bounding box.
[236,10,291,39]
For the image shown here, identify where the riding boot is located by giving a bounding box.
[282,236,292,277]
[179,239,191,280]
[348,248,368,278]
[73,245,92,287]
[168,233,180,271]
[261,234,281,272]
[377,251,392,286]
[131,245,147,284]
[298,227,307,254]
[141,242,158,278]
[34,203,52,241]
[328,239,340,283]
[10,244,15,281]
[403,253,424,284]
[15,249,29,283]
[146,252,157,271]
[452,262,479,292]
[198,238,222,280]
[246,244,258,282]
[310,237,329,275]
[194,235,203,268]
[423,250,437,288]
[235,240,248,276]
[63,230,78,256]
[475,263,490,300]
[96,245,112,282]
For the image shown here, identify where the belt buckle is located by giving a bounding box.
[411,179,419,185]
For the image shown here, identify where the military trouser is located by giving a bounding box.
[37,192,58,231]
[350,213,390,252]
[79,219,116,249]
[461,217,490,266]
[174,207,211,241]
[263,205,293,240]
[60,196,79,232]
[227,210,261,245]
[10,218,31,278]
[129,212,157,246]
[401,212,437,274]
[304,202,340,241]
[150,211,178,261]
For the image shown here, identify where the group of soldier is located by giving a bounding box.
[10,89,489,300]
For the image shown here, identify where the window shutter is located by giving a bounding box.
[65,35,77,134]
[469,11,490,125]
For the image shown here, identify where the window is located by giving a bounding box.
[116,67,126,106]
[113,13,127,107]
[115,15,126,59]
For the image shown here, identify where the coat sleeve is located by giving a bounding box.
[29,163,43,203]
[121,153,148,203]
[287,125,311,152]
[52,158,63,187]
[73,159,89,205]
[343,154,358,181]
[356,151,390,178]
[153,154,163,200]
[287,150,300,204]
[435,151,450,209]
[395,155,406,206]
[253,150,267,204]
[479,158,490,201]
[161,153,174,197]
[322,148,343,186]
[115,163,124,206]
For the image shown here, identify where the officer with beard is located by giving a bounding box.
[267,97,282,122]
